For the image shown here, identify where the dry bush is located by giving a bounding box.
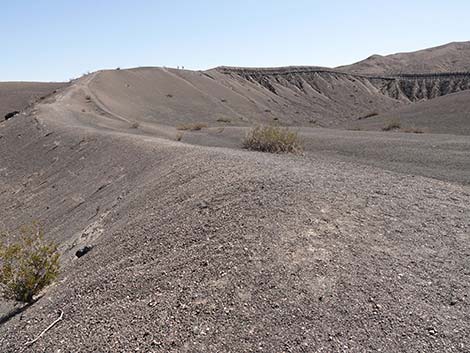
[0,224,60,303]
[176,132,184,141]
[176,123,208,131]
[130,121,140,129]
[243,125,302,154]
[382,119,401,131]
[401,127,424,134]
[216,118,231,123]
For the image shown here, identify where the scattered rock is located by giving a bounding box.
[76,245,94,258]
[4,111,19,121]
[196,200,209,209]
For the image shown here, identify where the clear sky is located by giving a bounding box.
[2,0,469,81]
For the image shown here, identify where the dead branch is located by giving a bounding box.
[24,309,63,347]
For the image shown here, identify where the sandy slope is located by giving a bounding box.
[0,67,469,353]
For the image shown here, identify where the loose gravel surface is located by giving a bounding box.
[0,72,469,352]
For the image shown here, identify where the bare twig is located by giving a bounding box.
[24,309,63,347]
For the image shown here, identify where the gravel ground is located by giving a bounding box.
[0,74,469,352]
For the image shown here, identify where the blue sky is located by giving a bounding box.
[1,0,469,81]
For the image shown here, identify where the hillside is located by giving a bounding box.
[1,41,470,352]
[0,82,67,121]
[0,66,469,352]
[83,66,470,132]
[346,90,470,135]
[87,66,403,128]
[339,41,470,75]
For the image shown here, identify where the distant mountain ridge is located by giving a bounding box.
[337,41,470,75]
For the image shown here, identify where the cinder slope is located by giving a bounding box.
[339,41,470,74]
[88,67,403,128]
[0,82,67,120]
[0,70,469,352]
[87,66,470,133]
[0,107,469,352]
[347,90,470,135]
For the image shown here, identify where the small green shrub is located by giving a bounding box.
[243,125,302,154]
[0,224,60,303]
[382,119,401,131]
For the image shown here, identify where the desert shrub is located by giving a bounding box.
[0,224,60,303]
[176,123,208,131]
[401,127,424,134]
[382,119,401,131]
[243,125,302,154]
[176,132,184,141]
[216,118,231,123]
[130,121,140,129]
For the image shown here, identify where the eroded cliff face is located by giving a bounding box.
[369,73,470,101]
[217,67,470,106]
[213,67,403,124]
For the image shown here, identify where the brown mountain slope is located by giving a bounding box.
[338,41,470,75]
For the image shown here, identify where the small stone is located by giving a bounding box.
[197,200,209,209]
[76,245,93,258]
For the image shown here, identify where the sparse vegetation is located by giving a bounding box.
[130,121,140,129]
[0,224,60,303]
[176,132,184,141]
[166,94,173,98]
[402,127,424,134]
[243,125,303,154]
[85,95,92,102]
[216,118,231,123]
[382,119,401,131]
[176,123,208,131]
